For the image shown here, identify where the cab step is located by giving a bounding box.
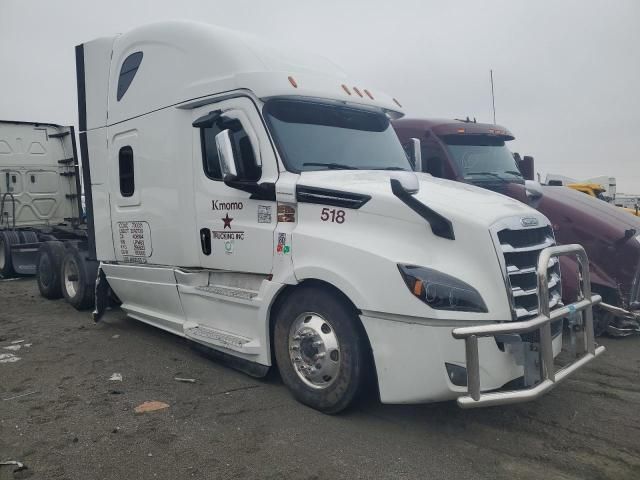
[57,157,75,164]
[178,283,261,307]
[196,284,258,300]
[184,323,261,354]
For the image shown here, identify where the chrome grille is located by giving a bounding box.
[497,225,562,320]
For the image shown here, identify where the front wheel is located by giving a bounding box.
[273,286,368,414]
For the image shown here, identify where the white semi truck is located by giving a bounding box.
[62,20,603,413]
[0,120,99,308]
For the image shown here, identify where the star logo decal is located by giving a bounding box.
[222,213,233,229]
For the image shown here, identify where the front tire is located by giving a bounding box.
[61,247,94,310]
[274,286,367,414]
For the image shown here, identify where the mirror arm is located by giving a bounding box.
[192,110,222,128]
[223,175,276,201]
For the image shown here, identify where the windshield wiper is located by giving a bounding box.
[303,162,359,170]
[372,166,409,171]
[465,171,508,182]
[503,170,524,178]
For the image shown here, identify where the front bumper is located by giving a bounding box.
[452,244,605,408]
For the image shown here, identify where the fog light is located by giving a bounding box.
[445,363,467,386]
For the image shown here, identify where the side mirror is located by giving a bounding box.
[519,155,535,181]
[410,138,422,173]
[390,171,420,194]
[214,129,271,197]
[214,130,238,178]
[525,179,543,199]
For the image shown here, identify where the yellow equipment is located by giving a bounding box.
[567,183,639,217]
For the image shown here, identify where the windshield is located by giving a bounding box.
[264,98,411,172]
[442,135,523,183]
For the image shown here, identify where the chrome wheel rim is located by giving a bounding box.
[0,241,5,270]
[288,312,341,389]
[64,257,79,298]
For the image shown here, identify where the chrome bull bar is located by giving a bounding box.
[452,244,606,408]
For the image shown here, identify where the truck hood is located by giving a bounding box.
[297,170,541,228]
[497,183,640,230]
[540,186,640,229]
[485,181,640,302]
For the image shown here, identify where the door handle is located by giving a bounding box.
[200,228,211,255]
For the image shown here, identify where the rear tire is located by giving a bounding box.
[273,286,367,414]
[61,247,94,310]
[0,231,20,278]
[37,241,66,299]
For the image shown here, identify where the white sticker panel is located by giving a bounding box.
[117,221,152,262]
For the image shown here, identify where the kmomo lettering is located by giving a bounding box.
[212,200,244,211]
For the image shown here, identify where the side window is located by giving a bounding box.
[200,119,261,182]
[117,52,143,101]
[119,146,135,197]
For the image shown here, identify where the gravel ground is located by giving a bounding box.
[1,277,639,480]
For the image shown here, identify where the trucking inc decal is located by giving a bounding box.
[212,211,244,255]
[117,221,152,263]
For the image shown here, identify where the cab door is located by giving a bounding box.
[192,97,278,273]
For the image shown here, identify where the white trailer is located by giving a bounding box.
[68,20,603,412]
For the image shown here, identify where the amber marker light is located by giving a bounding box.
[353,87,363,98]
[413,279,424,297]
[393,97,402,108]
[288,76,298,88]
[364,89,374,99]
[341,84,352,95]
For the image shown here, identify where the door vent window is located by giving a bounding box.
[119,146,135,197]
[117,52,143,101]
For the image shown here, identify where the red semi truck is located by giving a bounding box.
[393,118,640,336]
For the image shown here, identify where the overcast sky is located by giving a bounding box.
[1,0,638,192]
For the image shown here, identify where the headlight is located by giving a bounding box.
[398,265,488,313]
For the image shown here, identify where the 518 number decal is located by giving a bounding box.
[320,208,345,224]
